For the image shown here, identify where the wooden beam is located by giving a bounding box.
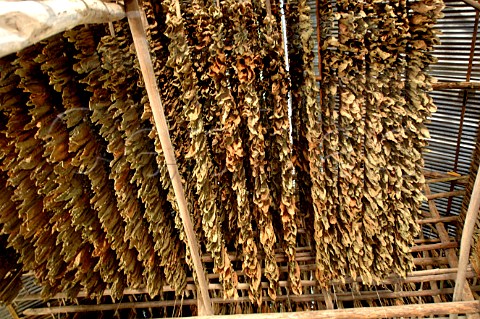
[454,166,480,302]
[194,301,480,319]
[21,288,480,314]
[124,0,213,315]
[426,190,465,200]
[17,268,471,302]
[24,301,480,318]
[432,81,480,90]
[0,0,125,58]
[410,241,458,252]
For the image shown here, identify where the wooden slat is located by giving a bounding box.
[21,285,480,315]
[418,216,459,225]
[410,241,458,252]
[426,190,465,200]
[15,265,475,302]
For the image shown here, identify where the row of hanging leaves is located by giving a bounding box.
[0,0,442,306]
[315,0,444,285]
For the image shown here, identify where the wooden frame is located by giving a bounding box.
[2,0,480,318]
[17,173,480,317]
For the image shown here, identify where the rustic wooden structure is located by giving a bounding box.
[10,173,480,317]
[1,0,480,318]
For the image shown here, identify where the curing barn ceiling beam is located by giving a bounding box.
[0,0,125,58]
[124,0,213,315]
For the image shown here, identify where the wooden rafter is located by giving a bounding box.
[433,81,480,90]
[124,0,213,314]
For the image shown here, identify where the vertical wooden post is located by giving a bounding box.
[451,166,480,319]
[124,0,213,315]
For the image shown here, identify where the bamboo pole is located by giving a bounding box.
[23,301,480,318]
[0,0,125,58]
[21,285,480,313]
[453,166,480,305]
[124,0,212,314]
[417,216,459,225]
[410,241,458,252]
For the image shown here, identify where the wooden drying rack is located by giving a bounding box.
[3,0,480,318]
[17,170,480,318]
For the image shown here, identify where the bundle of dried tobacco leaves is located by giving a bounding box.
[0,0,442,306]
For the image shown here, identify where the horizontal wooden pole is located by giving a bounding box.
[196,301,480,319]
[22,284,480,314]
[426,175,469,185]
[410,241,458,252]
[24,301,480,317]
[417,216,459,225]
[432,81,480,90]
[0,0,125,58]
[423,171,462,179]
[426,190,465,200]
